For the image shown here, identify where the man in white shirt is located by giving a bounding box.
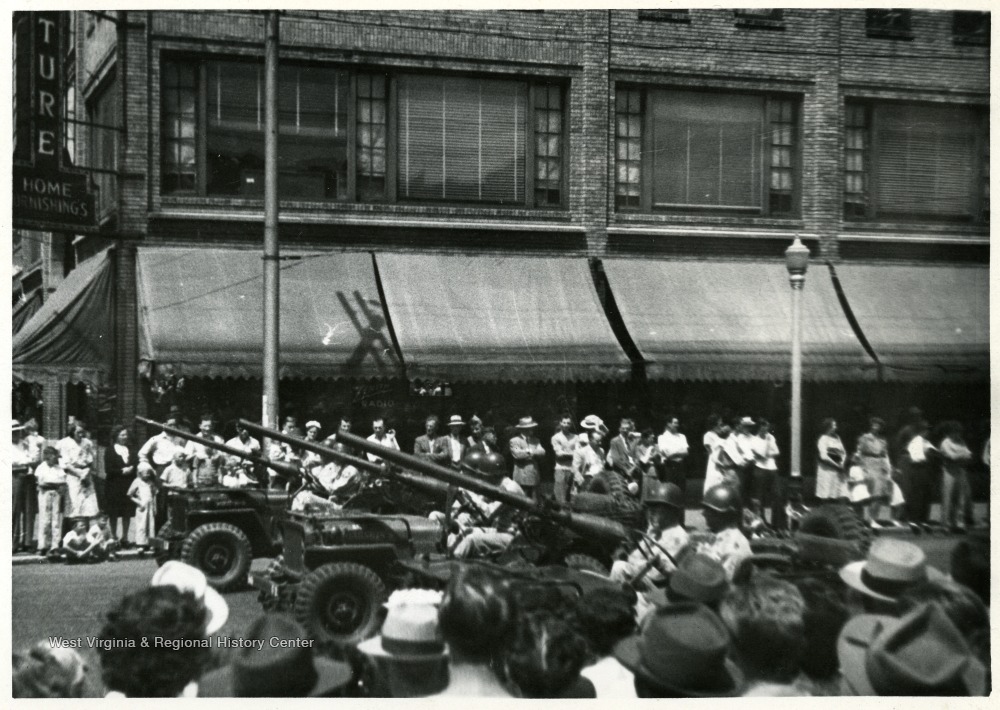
[138,417,184,477]
[573,430,606,491]
[35,446,67,557]
[185,415,225,487]
[445,415,466,469]
[551,416,578,504]
[656,415,689,491]
[366,418,400,463]
[902,420,936,528]
[221,425,262,488]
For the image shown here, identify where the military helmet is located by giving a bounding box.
[644,481,684,509]
[702,484,742,514]
[463,450,506,480]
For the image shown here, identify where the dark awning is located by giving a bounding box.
[602,259,874,381]
[833,264,989,381]
[136,248,401,380]
[12,289,43,335]
[375,254,632,382]
[12,249,114,387]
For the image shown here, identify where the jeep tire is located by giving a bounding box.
[563,552,610,576]
[180,522,252,591]
[293,562,387,647]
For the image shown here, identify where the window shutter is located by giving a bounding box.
[877,104,976,218]
[399,75,524,203]
[651,91,763,209]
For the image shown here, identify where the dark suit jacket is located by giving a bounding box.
[607,434,637,475]
[414,434,449,465]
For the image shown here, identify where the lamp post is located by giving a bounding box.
[785,237,810,481]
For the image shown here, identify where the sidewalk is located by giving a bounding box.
[12,546,151,566]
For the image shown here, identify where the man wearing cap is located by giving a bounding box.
[837,603,986,695]
[551,416,579,504]
[610,482,688,595]
[414,415,449,467]
[509,416,545,500]
[452,453,526,559]
[614,603,745,697]
[444,415,466,469]
[691,484,751,581]
[358,589,450,697]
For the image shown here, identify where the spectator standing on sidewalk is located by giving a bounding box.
[59,425,99,520]
[750,418,780,524]
[551,416,578,504]
[128,467,158,553]
[937,421,973,533]
[509,416,545,500]
[900,420,936,529]
[855,417,896,529]
[815,418,848,502]
[185,415,225,487]
[656,415,689,490]
[35,446,66,557]
[11,420,37,553]
[104,426,137,548]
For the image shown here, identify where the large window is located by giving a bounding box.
[161,57,564,208]
[843,102,988,223]
[88,79,118,216]
[615,86,798,215]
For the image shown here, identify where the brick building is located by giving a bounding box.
[12,9,990,478]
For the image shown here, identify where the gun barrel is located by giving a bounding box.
[134,416,300,479]
[255,422,630,544]
[236,420,450,501]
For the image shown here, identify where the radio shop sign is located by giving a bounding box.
[13,12,96,231]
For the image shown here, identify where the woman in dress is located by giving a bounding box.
[815,418,847,502]
[64,426,100,519]
[751,418,780,523]
[702,414,726,494]
[856,416,895,528]
[104,425,137,545]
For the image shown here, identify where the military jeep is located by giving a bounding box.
[152,486,291,590]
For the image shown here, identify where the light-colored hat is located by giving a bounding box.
[579,414,608,434]
[839,538,945,603]
[150,560,230,634]
[447,415,465,428]
[11,419,24,431]
[356,589,446,661]
[305,420,321,431]
[515,416,538,429]
[738,416,755,427]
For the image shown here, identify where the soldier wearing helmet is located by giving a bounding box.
[609,481,689,595]
[693,484,751,581]
[449,452,527,559]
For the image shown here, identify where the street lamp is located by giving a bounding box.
[785,237,810,481]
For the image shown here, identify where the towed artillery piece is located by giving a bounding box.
[138,416,449,590]
[239,420,631,647]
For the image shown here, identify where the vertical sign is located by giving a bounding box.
[13,11,96,230]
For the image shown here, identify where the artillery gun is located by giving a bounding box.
[138,416,449,590]
[239,420,632,646]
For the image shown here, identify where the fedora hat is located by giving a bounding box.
[199,615,352,697]
[356,589,447,662]
[837,604,986,696]
[668,554,728,605]
[446,415,465,427]
[614,603,743,697]
[839,538,945,603]
[150,560,229,635]
[514,416,538,429]
[305,420,321,431]
[11,419,24,431]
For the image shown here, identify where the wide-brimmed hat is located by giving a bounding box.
[446,415,464,428]
[150,560,229,634]
[839,538,945,603]
[514,416,538,429]
[11,419,24,431]
[305,420,321,431]
[838,604,986,696]
[356,589,447,662]
[579,414,608,435]
[199,615,352,697]
[613,603,743,697]
[668,554,728,605]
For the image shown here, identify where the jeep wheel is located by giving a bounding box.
[563,552,610,576]
[293,562,387,647]
[180,522,252,591]
[799,503,871,550]
[153,522,176,567]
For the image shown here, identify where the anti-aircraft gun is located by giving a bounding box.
[138,416,449,590]
[239,419,632,646]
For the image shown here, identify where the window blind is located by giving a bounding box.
[399,75,525,203]
[651,91,763,209]
[876,104,977,218]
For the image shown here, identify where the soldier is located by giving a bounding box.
[691,484,752,581]
[609,481,688,595]
[451,452,525,559]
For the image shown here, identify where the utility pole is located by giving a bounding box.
[261,11,280,442]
